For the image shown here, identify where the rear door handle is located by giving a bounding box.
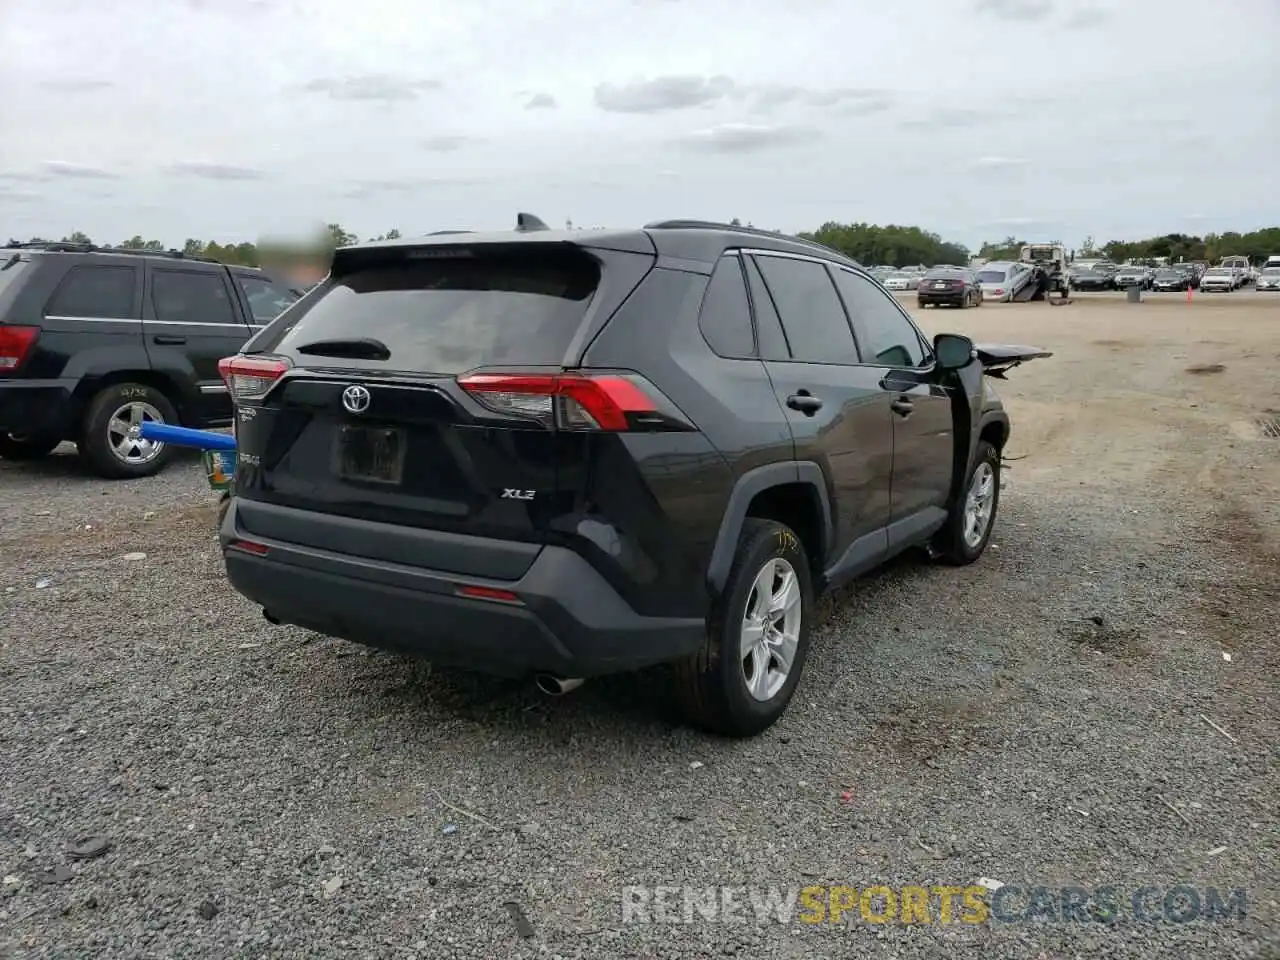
[786,393,823,415]
[152,335,187,345]
[890,397,914,417]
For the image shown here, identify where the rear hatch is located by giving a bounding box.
[224,239,658,574]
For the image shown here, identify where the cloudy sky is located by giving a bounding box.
[1,0,1276,251]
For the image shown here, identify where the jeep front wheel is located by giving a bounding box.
[78,383,179,479]
[674,519,813,737]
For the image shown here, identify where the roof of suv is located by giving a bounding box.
[2,241,229,267]
[331,218,863,273]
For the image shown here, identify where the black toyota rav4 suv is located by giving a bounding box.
[0,243,301,477]
[218,218,1048,736]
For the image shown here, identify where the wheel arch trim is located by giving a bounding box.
[705,461,834,599]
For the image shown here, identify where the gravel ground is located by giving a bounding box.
[2,296,1277,959]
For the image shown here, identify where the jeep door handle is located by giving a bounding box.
[890,397,914,417]
[786,393,823,415]
[152,335,187,345]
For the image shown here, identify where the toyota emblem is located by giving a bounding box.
[341,384,371,414]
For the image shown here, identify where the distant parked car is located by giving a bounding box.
[1151,269,1191,292]
[1198,267,1237,292]
[917,268,982,308]
[1113,265,1153,290]
[1220,256,1251,286]
[976,261,1034,302]
[883,272,920,291]
[1255,266,1280,292]
[1068,266,1113,292]
[1173,263,1203,288]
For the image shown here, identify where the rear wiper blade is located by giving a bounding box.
[294,337,391,360]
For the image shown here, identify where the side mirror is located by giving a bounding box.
[934,333,974,370]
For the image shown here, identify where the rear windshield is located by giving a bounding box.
[1262,267,1280,276]
[977,270,1006,283]
[254,251,599,373]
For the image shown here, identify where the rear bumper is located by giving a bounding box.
[219,500,706,678]
[0,379,76,437]
[917,293,965,305]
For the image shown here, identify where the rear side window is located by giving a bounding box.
[151,270,239,325]
[752,255,858,365]
[698,255,754,358]
[45,265,137,319]
[257,253,599,373]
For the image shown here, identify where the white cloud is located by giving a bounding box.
[0,0,1275,249]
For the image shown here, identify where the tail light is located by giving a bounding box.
[993,288,1005,296]
[218,355,291,400]
[0,325,39,372]
[457,371,692,432]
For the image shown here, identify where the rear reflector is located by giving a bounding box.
[455,584,523,604]
[457,371,686,432]
[0,325,39,371]
[227,538,269,556]
[218,355,291,400]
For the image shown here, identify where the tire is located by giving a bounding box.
[932,440,1000,566]
[0,433,61,461]
[674,518,814,737]
[77,382,179,479]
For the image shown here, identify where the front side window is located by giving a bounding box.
[752,255,858,365]
[151,270,238,325]
[833,269,926,368]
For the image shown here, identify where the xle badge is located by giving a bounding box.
[502,489,535,501]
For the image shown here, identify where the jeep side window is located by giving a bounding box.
[751,255,859,365]
[833,268,927,368]
[151,270,237,325]
[698,255,755,358]
[44,265,137,319]
[237,275,300,324]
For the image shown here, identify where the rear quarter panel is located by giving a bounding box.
[572,265,793,618]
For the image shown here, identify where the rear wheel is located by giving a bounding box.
[78,383,179,479]
[675,519,813,737]
[0,433,61,461]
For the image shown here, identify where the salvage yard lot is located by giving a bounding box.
[2,295,1278,958]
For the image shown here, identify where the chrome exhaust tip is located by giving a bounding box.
[534,674,584,696]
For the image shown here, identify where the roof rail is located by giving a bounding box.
[4,241,96,252]
[1,240,222,264]
[643,219,851,261]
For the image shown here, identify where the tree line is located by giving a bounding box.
[7,222,1279,269]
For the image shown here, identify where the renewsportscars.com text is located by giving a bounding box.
[621,884,1247,926]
